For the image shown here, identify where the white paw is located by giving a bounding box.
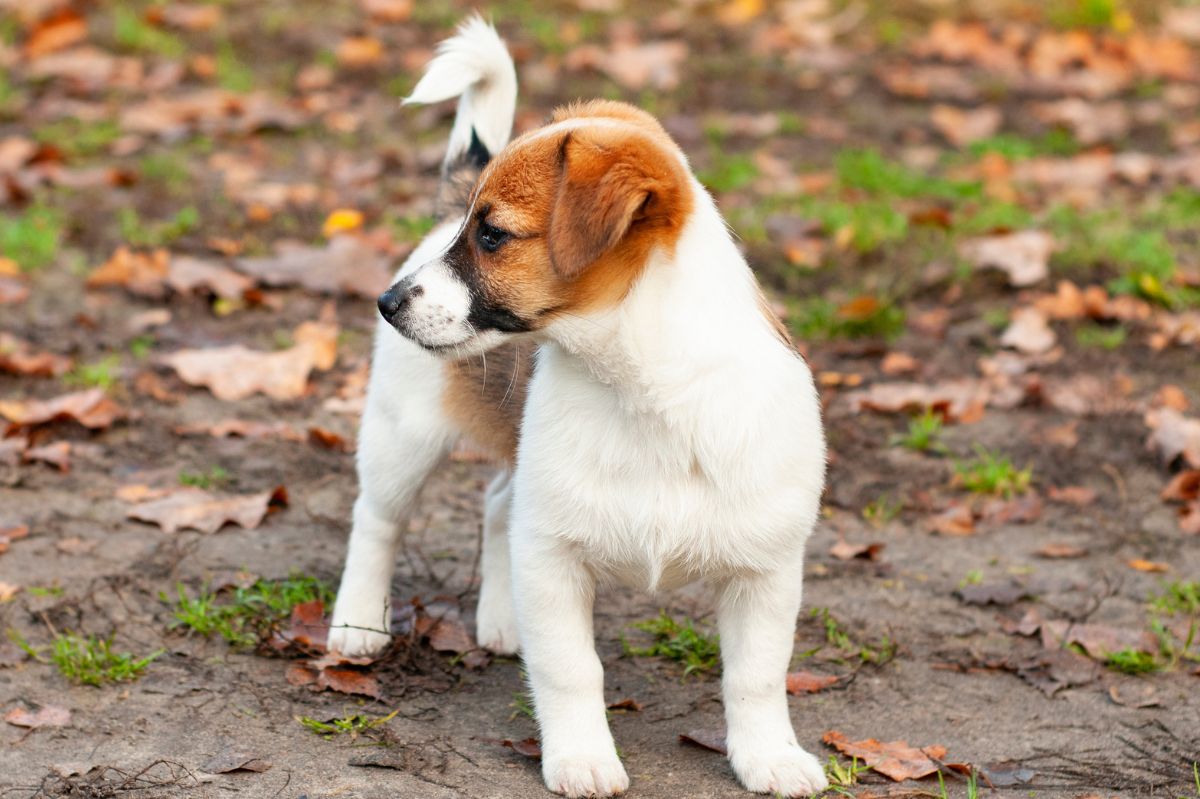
[475,601,519,655]
[730,744,828,797]
[326,623,391,658]
[543,753,629,798]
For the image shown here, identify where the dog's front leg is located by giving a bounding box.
[717,558,829,798]
[512,531,628,798]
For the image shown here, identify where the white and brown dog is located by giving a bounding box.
[328,18,828,798]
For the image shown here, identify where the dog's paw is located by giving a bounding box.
[730,743,828,797]
[543,752,629,798]
[475,602,519,655]
[326,624,391,658]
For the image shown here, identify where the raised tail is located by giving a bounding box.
[405,16,517,173]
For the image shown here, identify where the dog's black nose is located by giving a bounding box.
[377,281,422,324]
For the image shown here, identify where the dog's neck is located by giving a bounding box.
[548,188,779,412]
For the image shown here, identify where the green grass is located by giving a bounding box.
[1,203,63,271]
[697,148,759,194]
[298,709,398,739]
[623,612,720,677]
[797,196,910,253]
[386,213,437,244]
[164,573,334,648]
[63,355,120,390]
[128,334,156,360]
[178,465,229,490]
[862,494,901,526]
[955,200,1035,235]
[113,7,186,58]
[34,118,122,160]
[118,206,199,248]
[890,409,947,454]
[1150,582,1200,617]
[955,446,1033,498]
[824,755,868,794]
[810,607,897,665]
[1104,647,1159,674]
[1075,323,1127,350]
[788,296,905,341]
[139,152,191,193]
[12,630,162,686]
[1046,0,1123,29]
[835,148,982,202]
[216,42,255,93]
[966,130,1081,161]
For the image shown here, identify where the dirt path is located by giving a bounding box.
[2,1,1199,797]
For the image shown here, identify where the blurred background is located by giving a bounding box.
[1,0,1198,796]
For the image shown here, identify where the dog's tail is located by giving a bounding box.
[405,16,517,172]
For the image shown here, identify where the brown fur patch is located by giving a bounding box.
[440,341,530,464]
[445,101,695,327]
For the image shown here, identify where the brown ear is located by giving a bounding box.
[548,131,658,280]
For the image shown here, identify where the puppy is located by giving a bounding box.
[328,18,828,798]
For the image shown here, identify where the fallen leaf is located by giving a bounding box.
[86,248,170,298]
[201,748,272,774]
[830,540,885,561]
[0,389,124,431]
[960,231,1055,287]
[55,536,96,555]
[337,35,384,67]
[981,494,1044,524]
[361,0,412,22]
[126,485,287,534]
[846,379,989,423]
[0,334,73,377]
[307,427,350,452]
[175,419,303,441]
[930,104,1002,146]
[0,582,20,602]
[1128,559,1169,573]
[322,209,364,238]
[427,614,473,654]
[24,440,70,472]
[880,351,918,375]
[1152,385,1189,412]
[1161,471,1200,502]
[5,705,71,729]
[1108,682,1160,709]
[1145,408,1200,469]
[24,10,88,59]
[786,671,839,694]
[929,504,975,536]
[163,321,337,401]
[1047,486,1097,506]
[679,730,727,755]
[277,600,328,651]
[1036,543,1087,559]
[606,698,643,712]
[1039,620,1157,658]
[1001,307,1057,354]
[0,524,31,555]
[285,663,317,687]
[316,667,383,700]
[501,738,542,759]
[822,730,947,781]
[566,38,687,91]
[234,238,391,298]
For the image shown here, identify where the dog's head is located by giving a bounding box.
[378,101,694,355]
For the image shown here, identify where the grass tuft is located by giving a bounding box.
[955,445,1032,498]
[164,573,333,648]
[298,709,398,739]
[890,409,947,454]
[1,203,63,271]
[623,612,720,676]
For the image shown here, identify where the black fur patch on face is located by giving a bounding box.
[442,229,534,334]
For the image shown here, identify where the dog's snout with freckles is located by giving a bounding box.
[376,279,422,325]
[376,259,476,353]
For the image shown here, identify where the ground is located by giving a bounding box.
[1,1,1199,797]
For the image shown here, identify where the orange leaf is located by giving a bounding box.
[1128,559,1169,573]
[786,671,838,694]
[822,730,947,781]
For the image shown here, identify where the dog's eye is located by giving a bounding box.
[477,222,510,253]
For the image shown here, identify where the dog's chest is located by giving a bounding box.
[517,356,824,586]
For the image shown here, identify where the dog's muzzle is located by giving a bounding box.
[377,278,422,327]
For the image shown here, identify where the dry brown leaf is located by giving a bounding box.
[0,524,31,555]
[157,3,223,31]
[361,0,412,22]
[277,600,328,651]
[786,671,839,694]
[1108,682,1160,709]
[981,494,1044,524]
[606,698,643,712]
[1047,486,1097,506]
[175,419,303,440]
[679,730,727,755]
[307,426,350,452]
[0,388,124,431]
[24,10,87,59]
[960,231,1054,287]
[0,334,72,377]
[200,747,271,774]
[163,321,337,401]
[337,36,384,68]
[1001,307,1057,354]
[930,104,1002,147]
[5,705,71,729]
[830,540,885,561]
[234,238,391,298]
[0,582,20,601]
[24,440,70,472]
[1128,559,1169,573]
[1030,98,1129,145]
[1039,619,1157,658]
[126,485,287,534]
[55,536,96,555]
[164,256,253,299]
[316,667,383,699]
[87,247,170,298]
[1036,543,1087,559]
[929,504,975,536]
[822,730,947,782]
[1152,385,1190,412]
[880,352,918,375]
[845,379,989,423]
[1145,408,1200,468]
[1160,471,1200,502]
[566,39,687,91]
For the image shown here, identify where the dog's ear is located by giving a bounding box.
[548,129,678,281]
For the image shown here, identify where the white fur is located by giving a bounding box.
[330,21,828,799]
[404,14,517,162]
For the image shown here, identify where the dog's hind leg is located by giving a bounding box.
[717,555,829,797]
[476,470,518,654]
[328,355,453,658]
